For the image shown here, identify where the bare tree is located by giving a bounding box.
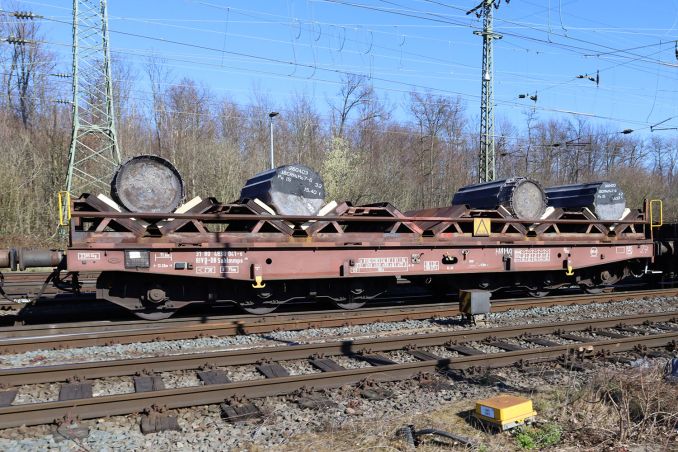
[2,11,55,128]
[330,74,374,138]
[145,55,172,155]
[521,108,538,176]
[409,91,459,206]
[287,93,323,164]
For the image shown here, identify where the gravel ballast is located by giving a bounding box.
[0,295,675,450]
[1,295,676,369]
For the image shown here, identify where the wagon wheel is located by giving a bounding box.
[527,290,550,298]
[131,287,182,320]
[581,269,620,295]
[98,273,186,321]
[134,309,176,320]
[333,279,381,310]
[239,301,278,315]
[334,288,367,310]
[238,287,279,315]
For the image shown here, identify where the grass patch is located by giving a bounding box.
[514,423,562,450]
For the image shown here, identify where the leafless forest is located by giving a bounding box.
[0,18,675,246]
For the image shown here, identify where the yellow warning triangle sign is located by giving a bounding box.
[473,218,491,237]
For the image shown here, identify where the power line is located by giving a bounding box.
[11,3,673,131]
[25,0,678,68]
[22,59,674,131]
[18,25,660,125]
[321,0,678,124]
[35,31,674,106]
[419,0,675,63]
[29,2,676,87]
[325,0,677,69]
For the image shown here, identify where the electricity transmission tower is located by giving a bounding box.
[63,0,121,208]
[468,0,507,183]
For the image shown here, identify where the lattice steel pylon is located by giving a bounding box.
[63,0,121,205]
[469,0,507,183]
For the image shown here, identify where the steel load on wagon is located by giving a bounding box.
[111,155,185,213]
[239,163,326,215]
[544,181,626,220]
[452,177,547,220]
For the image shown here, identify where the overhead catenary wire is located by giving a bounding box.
[315,1,677,121]
[5,2,676,134]
[41,15,677,124]
[18,3,678,81]
[30,32,671,127]
[29,41,677,118]
[308,0,678,116]
[18,0,676,68]
[17,50,678,126]
[323,0,677,69]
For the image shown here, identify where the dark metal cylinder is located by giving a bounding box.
[111,155,185,213]
[240,163,326,215]
[544,181,626,220]
[17,249,64,270]
[452,177,547,220]
[0,249,11,268]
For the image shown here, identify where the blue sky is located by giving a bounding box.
[18,0,678,136]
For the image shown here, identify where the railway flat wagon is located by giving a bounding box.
[62,193,658,319]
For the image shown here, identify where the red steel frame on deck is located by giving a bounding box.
[66,195,654,284]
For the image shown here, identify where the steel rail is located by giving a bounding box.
[0,288,676,353]
[0,302,459,353]
[0,328,674,429]
[1,310,676,386]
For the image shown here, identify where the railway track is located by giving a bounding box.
[0,289,678,353]
[0,310,675,429]
[0,288,676,353]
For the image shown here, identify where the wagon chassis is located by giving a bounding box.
[63,195,655,319]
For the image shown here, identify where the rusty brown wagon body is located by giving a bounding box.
[59,194,657,319]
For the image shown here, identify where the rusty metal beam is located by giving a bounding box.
[70,209,649,226]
